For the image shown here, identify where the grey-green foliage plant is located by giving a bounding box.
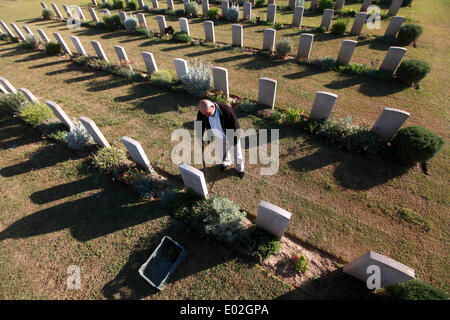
[65,120,95,150]
[276,38,293,57]
[226,6,239,22]
[0,92,28,115]
[25,33,43,49]
[42,8,55,20]
[194,195,246,243]
[180,59,212,97]
[185,2,199,17]
[123,17,138,33]
[93,146,127,174]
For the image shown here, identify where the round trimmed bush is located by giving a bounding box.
[226,6,239,22]
[330,19,348,35]
[208,8,219,20]
[276,38,292,57]
[318,0,334,13]
[185,2,199,17]
[172,31,192,43]
[113,0,125,9]
[127,0,137,10]
[384,279,448,300]
[395,59,431,87]
[397,23,423,45]
[151,70,173,88]
[45,41,61,56]
[42,8,55,20]
[103,14,123,31]
[391,126,444,166]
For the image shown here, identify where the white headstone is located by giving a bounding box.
[51,3,64,20]
[384,16,405,37]
[256,200,291,239]
[0,20,15,38]
[343,251,415,287]
[137,13,148,30]
[221,1,229,17]
[121,136,153,172]
[152,0,159,9]
[262,28,276,52]
[88,7,100,22]
[114,45,129,63]
[103,9,110,15]
[309,91,338,120]
[119,11,127,22]
[53,32,72,55]
[0,84,8,94]
[18,88,38,103]
[371,107,410,143]
[379,46,406,73]
[174,58,188,80]
[204,21,215,43]
[320,9,334,30]
[10,23,26,41]
[267,4,276,23]
[23,26,34,36]
[0,77,17,93]
[91,0,98,5]
[292,6,304,28]
[41,2,48,9]
[62,5,73,18]
[166,0,174,10]
[296,33,314,59]
[45,100,74,129]
[179,17,190,36]
[212,67,229,98]
[156,15,167,35]
[37,28,50,44]
[142,52,158,74]
[70,36,87,56]
[388,0,403,16]
[178,163,208,198]
[350,12,368,35]
[336,40,357,65]
[231,24,243,47]
[243,2,251,20]
[335,0,345,10]
[79,116,110,148]
[75,6,86,20]
[91,40,109,62]
[138,0,145,9]
[258,77,277,109]
[201,0,209,18]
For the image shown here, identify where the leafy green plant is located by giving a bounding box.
[151,70,173,88]
[169,188,203,227]
[127,0,137,10]
[395,59,431,87]
[293,254,308,273]
[227,6,239,22]
[172,31,192,43]
[42,8,55,20]
[315,25,326,33]
[45,41,61,56]
[65,121,95,150]
[0,92,28,115]
[341,8,356,17]
[23,34,43,50]
[185,2,199,17]
[93,146,127,174]
[113,0,125,9]
[180,59,212,97]
[19,103,54,127]
[383,280,448,300]
[345,129,383,156]
[284,107,301,124]
[206,90,228,104]
[208,7,220,20]
[276,38,293,57]
[397,23,423,45]
[38,119,67,142]
[330,19,348,35]
[244,226,281,262]
[318,0,334,13]
[143,4,151,12]
[194,195,246,244]
[103,14,123,31]
[254,0,266,8]
[391,126,444,166]
[135,27,151,38]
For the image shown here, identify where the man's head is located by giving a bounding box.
[199,99,216,117]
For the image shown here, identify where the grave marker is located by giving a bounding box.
[79,116,111,148]
[309,91,338,120]
[53,32,72,55]
[231,24,243,47]
[0,84,7,94]
[75,6,86,20]
[37,28,50,44]
[156,15,167,35]
[40,2,48,9]
[243,2,251,21]
[113,45,130,64]
[258,77,277,109]
[152,0,159,9]
[70,36,87,56]
[360,0,372,11]
[296,33,314,59]
[221,1,229,17]
[91,40,109,61]
[256,200,291,239]
[262,28,276,52]
[202,0,209,17]
[62,5,73,18]
[166,0,174,10]
[0,21,15,38]
[88,7,100,22]
[320,9,334,31]
[204,21,215,43]
[23,26,33,36]
[138,0,145,9]
[10,23,26,41]
[388,0,403,16]
[0,77,17,93]
[384,16,405,37]
[379,46,406,73]
[45,100,74,129]
[178,163,208,198]
[119,11,127,22]
[174,58,188,80]
[371,108,410,143]
[142,52,158,74]
[103,9,111,15]
[51,3,64,20]
[292,6,304,28]
[19,88,38,103]
[267,4,276,23]
[179,17,190,36]
[350,12,368,35]
[121,136,154,172]
[336,40,357,65]
[137,13,148,30]
[335,0,345,10]
[212,67,229,98]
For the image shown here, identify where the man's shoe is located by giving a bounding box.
[238,171,245,179]
[220,165,227,172]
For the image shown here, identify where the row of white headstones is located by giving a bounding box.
[0,74,416,289]
[0,17,412,145]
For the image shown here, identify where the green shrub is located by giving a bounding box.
[330,19,348,35]
[151,70,173,88]
[74,55,110,71]
[345,129,383,156]
[383,280,448,300]
[275,38,293,57]
[341,8,356,17]
[169,188,203,226]
[283,107,301,124]
[391,126,444,166]
[135,27,151,38]
[315,25,326,33]
[172,31,192,43]
[397,23,423,45]
[0,92,28,115]
[113,0,125,9]
[185,2,199,17]
[180,59,212,97]
[318,0,334,13]
[127,0,137,10]
[143,4,151,12]
[293,254,308,273]
[93,146,128,174]
[395,59,431,87]
[311,57,336,71]
[65,121,95,150]
[24,34,43,49]
[208,8,220,20]
[123,17,138,33]
[103,14,123,31]
[20,103,54,127]
[226,6,239,22]
[244,226,281,262]
[254,0,266,8]
[45,41,61,56]
[38,119,67,142]
[193,195,246,244]
[175,9,185,16]
[42,8,55,20]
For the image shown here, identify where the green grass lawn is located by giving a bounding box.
[0,0,448,297]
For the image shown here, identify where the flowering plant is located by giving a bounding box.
[293,254,308,273]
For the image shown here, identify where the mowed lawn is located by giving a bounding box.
[0,0,449,296]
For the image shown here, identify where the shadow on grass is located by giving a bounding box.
[276,269,376,300]
[64,71,109,84]
[284,66,326,79]
[71,27,107,37]
[357,38,394,51]
[161,43,194,52]
[213,53,251,64]
[45,63,83,76]
[14,50,48,63]
[185,47,226,57]
[28,59,69,69]
[324,74,408,96]
[0,117,42,150]
[236,55,296,71]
